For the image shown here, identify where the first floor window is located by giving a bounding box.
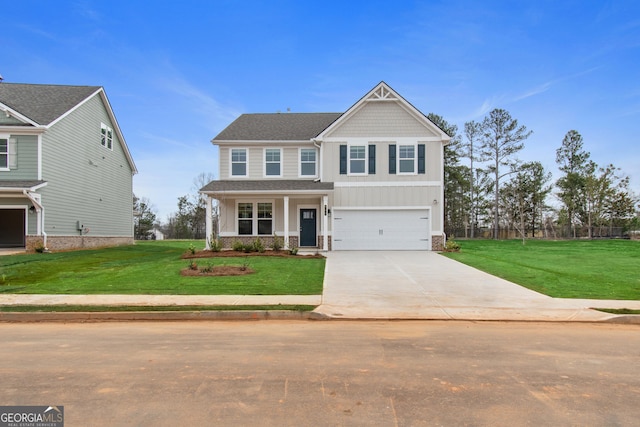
[300,148,317,176]
[0,138,7,169]
[257,202,273,234]
[238,202,273,235]
[238,202,253,235]
[349,145,366,174]
[231,148,247,176]
[398,145,415,173]
[101,123,113,150]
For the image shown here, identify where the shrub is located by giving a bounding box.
[187,243,196,255]
[200,263,214,273]
[289,246,299,256]
[232,240,245,252]
[187,260,198,270]
[271,234,284,251]
[252,238,265,253]
[443,239,461,252]
[34,243,46,253]
[209,237,223,252]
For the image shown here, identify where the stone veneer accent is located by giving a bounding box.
[432,235,445,251]
[26,235,133,252]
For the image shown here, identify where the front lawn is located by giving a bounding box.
[442,239,640,300]
[0,241,325,295]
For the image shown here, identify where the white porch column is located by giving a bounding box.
[322,195,328,251]
[204,195,213,250]
[283,196,290,249]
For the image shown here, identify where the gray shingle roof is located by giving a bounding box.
[0,83,100,125]
[200,180,334,193]
[213,113,342,141]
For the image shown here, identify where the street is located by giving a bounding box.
[1,320,639,426]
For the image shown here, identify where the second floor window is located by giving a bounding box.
[265,148,281,176]
[300,148,316,176]
[349,145,366,174]
[231,148,247,176]
[398,145,416,173]
[100,123,113,150]
[0,138,8,169]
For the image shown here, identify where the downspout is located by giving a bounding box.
[23,190,47,250]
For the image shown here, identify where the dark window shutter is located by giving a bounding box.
[418,144,426,174]
[388,144,396,174]
[339,145,347,175]
[368,144,376,174]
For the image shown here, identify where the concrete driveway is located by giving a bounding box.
[314,251,636,321]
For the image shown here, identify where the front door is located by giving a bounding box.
[299,209,317,247]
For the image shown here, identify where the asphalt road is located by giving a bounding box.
[1,320,639,426]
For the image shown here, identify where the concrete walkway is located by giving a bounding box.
[313,251,640,322]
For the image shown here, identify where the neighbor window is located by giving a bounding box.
[238,202,253,234]
[257,202,273,234]
[231,148,247,176]
[100,123,113,150]
[300,148,317,176]
[0,138,7,169]
[349,145,366,174]
[264,148,281,176]
[398,144,416,173]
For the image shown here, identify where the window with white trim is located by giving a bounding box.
[238,202,253,234]
[100,123,113,150]
[0,138,7,169]
[257,202,273,234]
[398,144,416,174]
[300,148,317,176]
[237,201,273,235]
[231,148,247,177]
[264,148,281,176]
[349,145,366,174]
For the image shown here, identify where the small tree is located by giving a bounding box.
[556,130,590,238]
[133,195,158,240]
[480,109,532,239]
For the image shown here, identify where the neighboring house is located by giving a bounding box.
[0,83,137,251]
[200,82,450,251]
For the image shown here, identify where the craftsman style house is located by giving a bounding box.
[0,83,137,251]
[201,82,450,251]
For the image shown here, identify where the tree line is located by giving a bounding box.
[436,108,639,240]
[135,110,639,241]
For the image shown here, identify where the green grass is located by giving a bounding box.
[0,240,324,295]
[442,239,640,300]
[594,308,640,315]
[0,305,317,312]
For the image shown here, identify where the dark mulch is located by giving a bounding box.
[182,250,324,259]
[180,266,255,277]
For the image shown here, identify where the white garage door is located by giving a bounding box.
[332,209,430,250]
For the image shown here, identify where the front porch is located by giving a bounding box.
[200,180,334,251]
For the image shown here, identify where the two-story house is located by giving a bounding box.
[0,83,137,251]
[200,82,450,251]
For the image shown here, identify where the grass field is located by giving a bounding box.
[0,240,324,295]
[442,239,640,300]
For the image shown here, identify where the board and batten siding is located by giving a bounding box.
[322,140,442,183]
[39,93,134,237]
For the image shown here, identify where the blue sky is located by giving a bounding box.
[3,0,639,219]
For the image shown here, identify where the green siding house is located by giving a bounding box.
[0,83,137,251]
